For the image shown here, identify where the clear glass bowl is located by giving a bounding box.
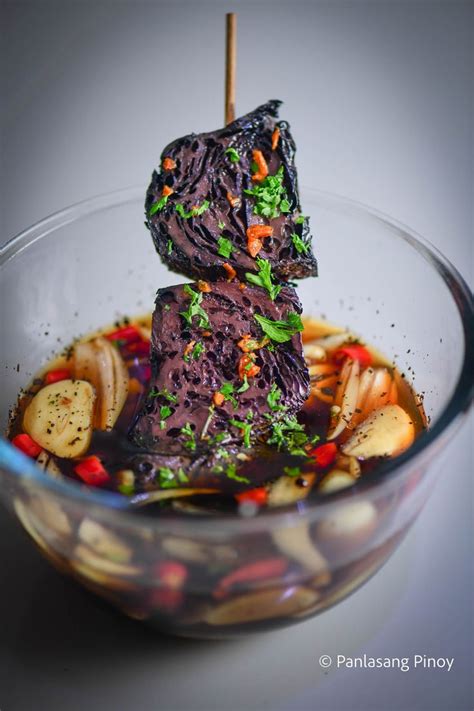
[0,187,472,638]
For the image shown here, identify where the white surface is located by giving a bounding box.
[1,1,472,710]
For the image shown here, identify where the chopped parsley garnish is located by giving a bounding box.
[267,383,286,412]
[118,482,134,496]
[254,311,303,343]
[149,194,170,216]
[175,200,210,220]
[180,422,196,451]
[219,382,238,408]
[225,147,240,163]
[291,232,310,255]
[164,304,171,312]
[159,404,172,429]
[267,415,311,456]
[167,238,173,255]
[244,166,291,219]
[217,236,233,258]
[283,466,301,477]
[148,387,178,403]
[157,467,176,488]
[177,467,189,483]
[185,341,204,362]
[225,463,250,484]
[295,215,307,224]
[237,375,250,393]
[229,417,253,448]
[193,341,204,359]
[245,258,282,301]
[180,284,211,330]
[218,220,225,230]
[157,466,189,488]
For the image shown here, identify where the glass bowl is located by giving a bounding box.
[0,187,472,638]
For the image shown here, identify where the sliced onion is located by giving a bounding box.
[328,359,360,440]
[74,337,129,430]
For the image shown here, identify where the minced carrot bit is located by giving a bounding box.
[251,149,269,182]
[162,185,174,197]
[239,282,246,290]
[198,280,212,293]
[238,353,261,380]
[202,330,212,338]
[213,392,225,407]
[162,157,176,170]
[223,262,237,281]
[271,128,280,151]
[184,340,196,358]
[246,224,273,258]
[226,191,241,209]
[237,334,269,353]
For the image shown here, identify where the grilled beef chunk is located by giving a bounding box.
[130,281,310,456]
[145,100,317,283]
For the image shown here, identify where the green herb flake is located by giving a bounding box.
[267,415,310,456]
[225,147,240,163]
[237,375,250,393]
[180,284,211,330]
[149,194,170,216]
[283,466,302,477]
[164,304,171,312]
[225,463,250,484]
[159,404,172,430]
[219,382,238,408]
[167,238,173,255]
[217,236,233,259]
[158,467,176,489]
[148,387,178,403]
[118,483,135,496]
[267,382,286,412]
[254,311,303,343]
[245,258,282,301]
[180,422,196,452]
[177,467,189,483]
[244,166,291,219]
[291,232,310,255]
[218,220,225,230]
[191,341,204,360]
[175,199,210,220]
[229,418,253,448]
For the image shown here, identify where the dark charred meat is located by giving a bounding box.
[145,100,317,283]
[130,280,310,456]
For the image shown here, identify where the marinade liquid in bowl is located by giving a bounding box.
[0,187,472,637]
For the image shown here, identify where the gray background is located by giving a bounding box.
[0,1,472,710]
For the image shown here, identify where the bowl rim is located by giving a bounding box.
[1,185,473,532]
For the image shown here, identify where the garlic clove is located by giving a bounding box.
[342,404,415,459]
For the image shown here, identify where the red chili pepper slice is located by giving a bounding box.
[235,487,268,506]
[74,456,110,487]
[12,433,42,458]
[155,561,188,589]
[44,368,71,385]
[125,340,150,357]
[106,325,142,344]
[214,557,288,599]
[333,344,372,368]
[309,442,338,469]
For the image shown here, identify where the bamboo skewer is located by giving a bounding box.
[225,13,237,125]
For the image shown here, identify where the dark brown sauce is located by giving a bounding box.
[7,315,427,513]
